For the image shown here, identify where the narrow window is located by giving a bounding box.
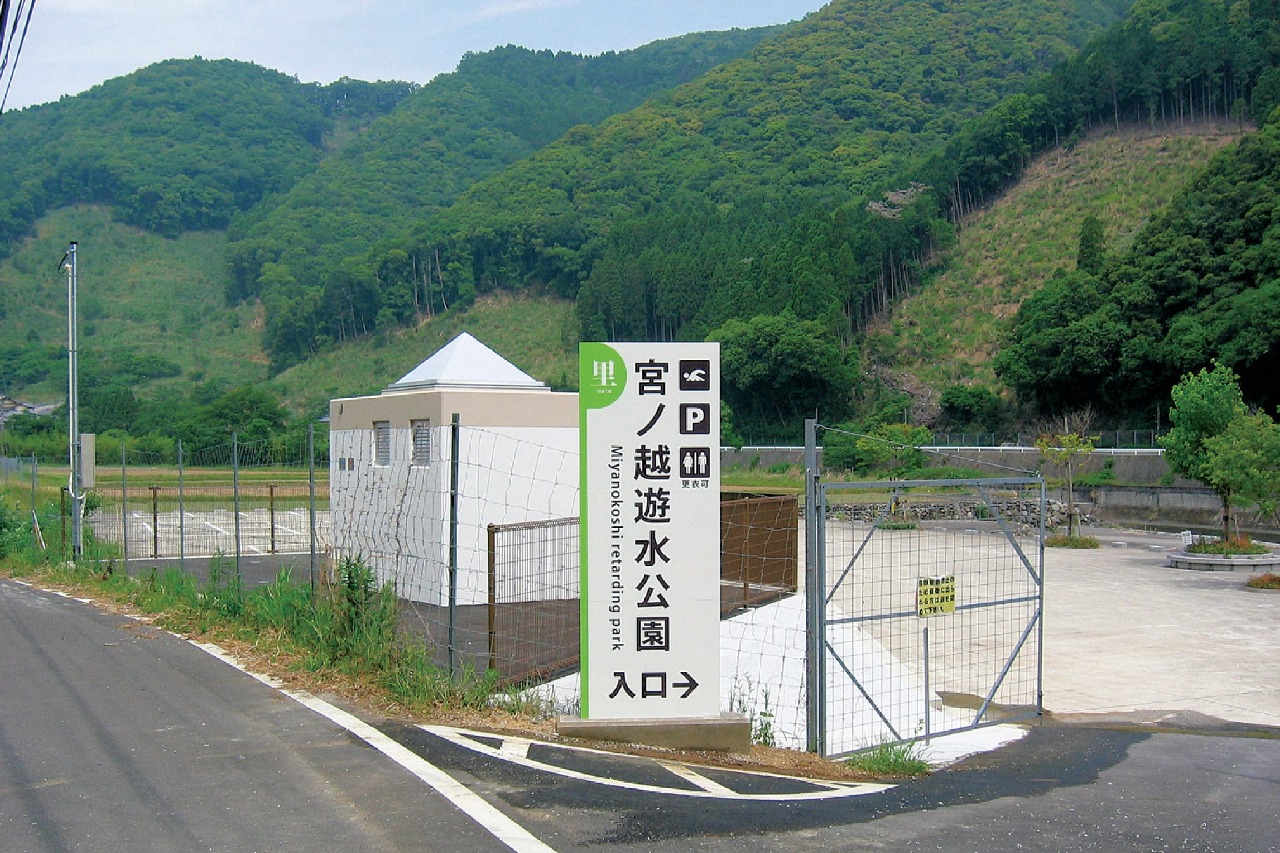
[411,419,432,467]
[373,421,391,466]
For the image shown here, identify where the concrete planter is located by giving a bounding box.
[1167,551,1280,572]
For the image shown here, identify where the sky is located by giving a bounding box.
[4,0,826,111]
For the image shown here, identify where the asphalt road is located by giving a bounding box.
[390,722,1280,852]
[3,568,1279,852]
[0,578,503,853]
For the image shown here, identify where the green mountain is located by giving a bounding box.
[0,28,778,403]
[869,121,1247,426]
[224,30,784,369]
[5,0,1280,449]
[268,0,1130,372]
[0,59,411,248]
[995,115,1280,415]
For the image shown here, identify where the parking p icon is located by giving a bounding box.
[679,403,711,435]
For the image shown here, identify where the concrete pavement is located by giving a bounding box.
[1042,527,1280,729]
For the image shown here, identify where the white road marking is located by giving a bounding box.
[190,642,557,853]
[423,724,893,801]
[656,760,739,796]
[500,738,533,760]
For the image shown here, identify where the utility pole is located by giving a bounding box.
[63,241,84,559]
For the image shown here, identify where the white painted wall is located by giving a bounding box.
[331,422,578,606]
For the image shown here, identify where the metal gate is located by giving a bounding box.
[807,476,1045,757]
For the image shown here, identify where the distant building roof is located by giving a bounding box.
[385,332,548,393]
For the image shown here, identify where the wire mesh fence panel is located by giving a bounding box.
[720,494,798,614]
[331,422,581,677]
[81,437,328,584]
[0,455,34,488]
[818,478,1044,757]
[487,517,580,685]
[329,414,815,723]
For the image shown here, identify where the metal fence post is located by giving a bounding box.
[27,455,45,552]
[803,417,825,754]
[151,485,159,558]
[177,439,185,575]
[922,625,931,742]
[232,431,241,583]
[269,484,276,554]
[448,413,461,678]
[308,423,316,595]
[120,444,128,575]
[487,523,497,674]
[1036,477,1047,715]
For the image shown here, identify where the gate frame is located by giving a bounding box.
[804,420,1046,756]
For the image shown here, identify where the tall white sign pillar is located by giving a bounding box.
[578,342,721,721]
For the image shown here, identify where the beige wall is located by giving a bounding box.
[330,387,577,431]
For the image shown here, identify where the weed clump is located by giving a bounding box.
[1045,534,1100,548]
[1245,572,1280,590]
[844,740,931,778]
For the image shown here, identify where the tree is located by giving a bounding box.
[1201,412,1280,525]
[1035,429,1095,537]
[1076,212,1106,275]
[938,385,1004,433]
[709,314,855,430]
[855,423,934,478]
[1160,362,1255,539]
[821,424,861,473]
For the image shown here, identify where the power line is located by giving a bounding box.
[0,0,37,113]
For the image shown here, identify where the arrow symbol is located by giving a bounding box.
[673,671,699,698]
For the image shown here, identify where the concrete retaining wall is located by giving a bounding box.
[1070,485,1279,536]
[720,446,1278,535]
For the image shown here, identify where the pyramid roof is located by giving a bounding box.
[385,332,547,392]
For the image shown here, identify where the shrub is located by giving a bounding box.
[1188,536,1270,556]
[1046,534,1101,548]
[1245,572,1280,590]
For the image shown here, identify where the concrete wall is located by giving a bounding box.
[720,446,1277,535]
[1071,485,1279,535]
[330,386,579,607]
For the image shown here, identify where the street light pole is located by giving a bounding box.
[64,241,83,559]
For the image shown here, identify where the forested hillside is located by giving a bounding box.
[872,122,1246,408]
[996,113,1280,415]
[0,59,412,248]
[4,0,1280,453]
[253,0,1130,377]
[0,27,776,405]
[224,30,782,368]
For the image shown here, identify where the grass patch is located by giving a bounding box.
[875,122,1248,389]
[0,511,504,717]
[1246,572,1280,590]
[1187,537,1270,556]
[844,740,931,778]
[1045,534,1101,548]
[875,521,919,531]
[721,464,803,493]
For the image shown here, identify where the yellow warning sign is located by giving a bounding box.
[917,575,956,617]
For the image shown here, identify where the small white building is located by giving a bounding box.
[329,333,578,606]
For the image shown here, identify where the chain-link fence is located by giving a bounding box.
[930,430,1165,449]
[9,414,1050,757]
[480,497,801,688]
[80,431,329,586]
[813,480,1045,755]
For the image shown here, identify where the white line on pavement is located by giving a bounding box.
[190,642,557,853]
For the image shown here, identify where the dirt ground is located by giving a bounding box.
[207,630,881,783]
